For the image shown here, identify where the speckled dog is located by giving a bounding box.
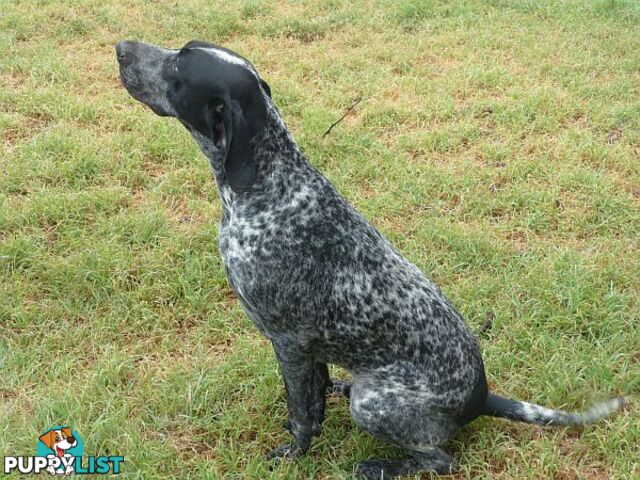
[117,40,625,479]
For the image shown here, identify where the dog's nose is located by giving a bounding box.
[115,41,135,63]
[115,42,126,62]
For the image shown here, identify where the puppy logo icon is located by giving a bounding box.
[37,427,84,475]
[3,426,124,475]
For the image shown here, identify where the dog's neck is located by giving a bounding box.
[191,100,313,212]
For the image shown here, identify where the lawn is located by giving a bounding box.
[1,0,639,478]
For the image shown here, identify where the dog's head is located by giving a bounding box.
[39,428,77,455]
[116,40,273,193]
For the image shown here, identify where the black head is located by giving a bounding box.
[116,40,272,193]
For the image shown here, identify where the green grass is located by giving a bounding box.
[1,0,639,478]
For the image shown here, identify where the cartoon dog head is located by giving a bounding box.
[39,428,77,457]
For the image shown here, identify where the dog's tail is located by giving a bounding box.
[481,392,625,426]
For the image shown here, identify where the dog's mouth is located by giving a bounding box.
[116,42,172,118]
[56,446,65,457]
[118,73,169,117]
[146,102,167,116]
[116,63,158,112]
[118,65,141,91]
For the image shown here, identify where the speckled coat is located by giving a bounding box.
[117,39,625,479]
[193,98,488,445]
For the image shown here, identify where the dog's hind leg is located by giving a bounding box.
[349,371,461,479]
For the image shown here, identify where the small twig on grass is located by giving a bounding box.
[322,96,362,139]
[478,310,495,338]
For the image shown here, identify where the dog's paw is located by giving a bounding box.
[266,443,302,462]
[355,459,409,480]
[354,459,401,479]
[283,418,292,432]
[327,379,351,398]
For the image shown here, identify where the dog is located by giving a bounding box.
[39,428,77,475]
[116,39,625,479]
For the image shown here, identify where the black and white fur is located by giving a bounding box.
[116,40,625,479]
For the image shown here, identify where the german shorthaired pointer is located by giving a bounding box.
[116,40,625,479]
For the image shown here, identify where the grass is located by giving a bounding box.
[1,0,639,478]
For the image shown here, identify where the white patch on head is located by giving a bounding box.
[190,46,258,78]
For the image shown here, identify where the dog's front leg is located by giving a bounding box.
[284,361,330,437]
[267,342,320,460]
[310,361,330,434]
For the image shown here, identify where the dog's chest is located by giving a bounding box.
[217,197,314,333]
[218,210,270,289]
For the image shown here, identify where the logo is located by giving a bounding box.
[3,426,124,475]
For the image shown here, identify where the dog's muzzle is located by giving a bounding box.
[115,40,136,67]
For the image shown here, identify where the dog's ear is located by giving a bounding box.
[206,97,257,194]
[39,430,57,449]
[61,428,74,440]
[259,78,271,98]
